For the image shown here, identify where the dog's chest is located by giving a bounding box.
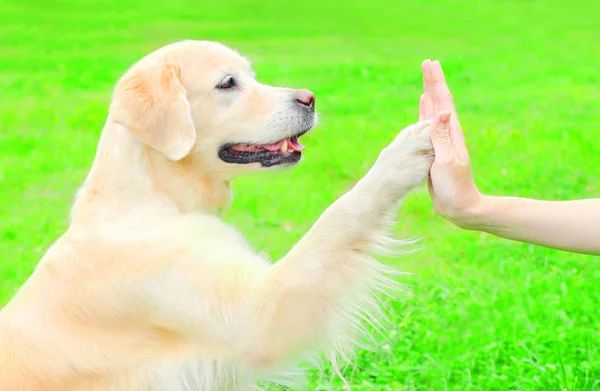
[150,358,256,391]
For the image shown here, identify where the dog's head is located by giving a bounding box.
[109,40,317,177]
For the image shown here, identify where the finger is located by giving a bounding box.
[422,60,438,114]
[421,59,432,89]
[429,60,456,116]
[429,61,470,162]
[420,60,435,120]
[419,93,434,121]
[449,119,470,163]
[430,111,457,164]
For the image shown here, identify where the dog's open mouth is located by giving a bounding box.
[218,136,306,167]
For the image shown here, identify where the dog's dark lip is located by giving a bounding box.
[217,127,311,167]
[218,148,302,167]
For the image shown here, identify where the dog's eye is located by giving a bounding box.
[217,75,236,90]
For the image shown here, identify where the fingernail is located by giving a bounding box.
[439,111,451,122]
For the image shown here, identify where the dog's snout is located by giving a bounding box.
[295,90,316,112]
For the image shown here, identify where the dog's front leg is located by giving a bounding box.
[245,117,442,371]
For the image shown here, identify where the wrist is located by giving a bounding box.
[446,193,493,231]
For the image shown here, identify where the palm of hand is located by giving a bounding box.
[419,60,482,228]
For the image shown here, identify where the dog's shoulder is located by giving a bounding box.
[40,213,267,281]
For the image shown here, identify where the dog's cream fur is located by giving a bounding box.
[0,40,437,390]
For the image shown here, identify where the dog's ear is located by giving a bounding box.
[109,59,196,161]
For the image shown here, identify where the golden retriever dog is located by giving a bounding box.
[0,40,442,390]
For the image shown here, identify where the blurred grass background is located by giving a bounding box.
[1,0,600,389]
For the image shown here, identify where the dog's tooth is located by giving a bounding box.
[281,142,288,152]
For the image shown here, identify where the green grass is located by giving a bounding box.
[1,1,600,389]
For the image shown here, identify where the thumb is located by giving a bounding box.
[430,111,456,162]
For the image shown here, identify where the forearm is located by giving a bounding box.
[466,196,600,255]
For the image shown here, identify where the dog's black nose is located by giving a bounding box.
[295,90,316,112]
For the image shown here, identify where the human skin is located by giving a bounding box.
[421,59,600,256]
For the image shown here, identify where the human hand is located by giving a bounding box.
[418,61,600,255]
[420,60,483,229]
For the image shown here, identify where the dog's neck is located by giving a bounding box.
[70,121,232,225]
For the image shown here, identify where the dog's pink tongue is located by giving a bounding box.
[262,140,286,152]
[261,138,306,152]
[289,136,305,152]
